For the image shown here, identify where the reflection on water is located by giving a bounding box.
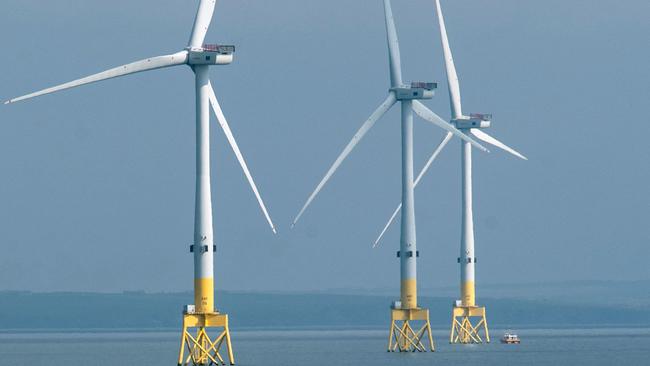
[0,328,648,365]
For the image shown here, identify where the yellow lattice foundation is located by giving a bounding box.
[449,306,490,344]
[387,308,435,352]
[178,312,234,366]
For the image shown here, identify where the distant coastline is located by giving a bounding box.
[1,288,648,330]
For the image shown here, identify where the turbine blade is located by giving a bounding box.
[374,203,402,248]
[415,132,453,186]
[434,0,462,119]
[373,132,452,247]
[292,93,397,227]
[470,129,528,160]
[412,101,488,152]
[383,0,403,87]
[4,51,188,105]
[188,0,217,48]
[207,82,277,234]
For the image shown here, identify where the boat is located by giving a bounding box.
[501,331,521,344]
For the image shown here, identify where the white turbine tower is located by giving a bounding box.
[291,0,487,352]
[4,1,276,364]
[373,0,527,345]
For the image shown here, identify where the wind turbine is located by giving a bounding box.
[373,0,527,345]
[4,1,276,364]
[291,0,487,352]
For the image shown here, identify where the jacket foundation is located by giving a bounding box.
[388,307,435,352]
[178,311,234,366]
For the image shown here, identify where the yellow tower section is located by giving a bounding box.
[194,278,215,313]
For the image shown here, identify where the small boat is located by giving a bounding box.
[501,332,521,344]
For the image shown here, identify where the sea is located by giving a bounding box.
[1,327,648,365]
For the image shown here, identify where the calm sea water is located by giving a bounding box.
[0,327,648,365]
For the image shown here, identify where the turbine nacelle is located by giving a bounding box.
[391,81,437,101]
[453,113,492,129]
[188,44,235,65]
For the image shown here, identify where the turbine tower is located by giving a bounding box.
[4,1,276,364]
[292,0,487,352]
[374,0,527,346]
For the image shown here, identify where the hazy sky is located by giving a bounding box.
[0,0,648,293]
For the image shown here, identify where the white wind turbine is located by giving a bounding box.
[5,1,275,364]
[291,0,487,352]
[373,0,527,345]
[292,0,487,228]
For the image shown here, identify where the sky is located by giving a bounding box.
[0,0,648,294]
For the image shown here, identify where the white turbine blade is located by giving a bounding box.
[383,0,403,87]
[207,82,277,234]
[412,100,488,152]
[373,132,452,247]
[374,204,402,248]
[188,0,217,48]
[4,51,188,105]
[434,0,462,119]
[292,93,397,227]
[415,132,453,186]
[470,129,528,160]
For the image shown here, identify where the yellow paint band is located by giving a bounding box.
[461,281,475,307]
[194,278,214,313]
[400,279,417,309]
